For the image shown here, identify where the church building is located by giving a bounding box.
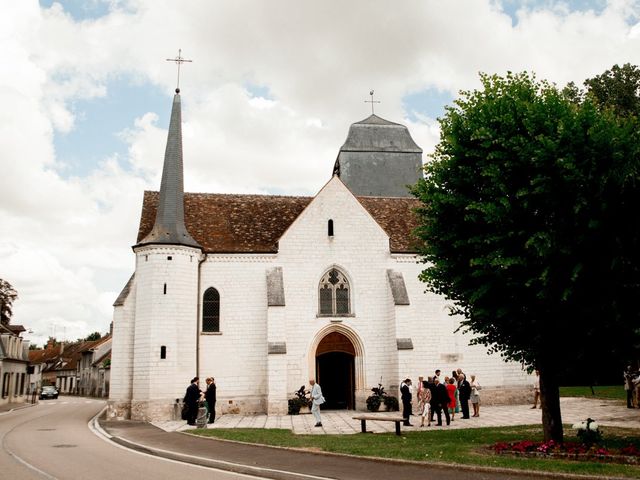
[107,88,531,421]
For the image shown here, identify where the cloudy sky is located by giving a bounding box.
[2,0,639,347]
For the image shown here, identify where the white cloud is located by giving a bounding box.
[2,0,640,346]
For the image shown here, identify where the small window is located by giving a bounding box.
[167,256,172,260]
[203,287,220,332]
[328,219,334,237]
[163,283,167,295]
[160,346,167,359]
[318,268,351,315]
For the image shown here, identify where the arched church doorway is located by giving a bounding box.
[315,332,355,409]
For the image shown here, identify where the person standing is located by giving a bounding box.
[458,373,471,419]
[416,376,424,412]
[205,377,217,423]
[446,377,458,421]
[433,377,451,426]
[183,377,201,426]
[470,374,481,417]
[531,370,541,409]
[400,378,413,426]
[309,379,325,427]
[418,379,432,427]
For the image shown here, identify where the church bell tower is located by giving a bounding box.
[129,87,202,421]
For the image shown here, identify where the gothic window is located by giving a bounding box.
[203,287,220,332]
[318,268,351,315]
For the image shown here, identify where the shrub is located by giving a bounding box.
[383,395,399,411]
[366,395,382,412]
[288,398,302,415]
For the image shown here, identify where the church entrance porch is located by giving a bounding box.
[315,332,355,410]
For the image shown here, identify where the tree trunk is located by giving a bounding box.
[539,364,563,443]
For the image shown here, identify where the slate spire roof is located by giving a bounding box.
[332,114,424,197]
[335,114,422,155]
[136,89,201,249]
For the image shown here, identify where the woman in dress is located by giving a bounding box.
[446,377,458,421]
[470,374,481,417]
[418,379,432,427]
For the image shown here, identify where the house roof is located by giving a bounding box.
[93,350,111,367]
[137,190,421,254]
[29,345,62,364]
[113,275,134,306]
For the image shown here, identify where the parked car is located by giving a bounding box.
[39,386,59,400]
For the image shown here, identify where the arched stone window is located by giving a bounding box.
[318,268,351,315]
[203,287,220,332]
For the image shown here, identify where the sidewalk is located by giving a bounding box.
[151,397,640,434]
[0,401,37,414]
[96,398,640,480]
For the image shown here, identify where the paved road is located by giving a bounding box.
[0,397,265,480]
[4,397,635,480]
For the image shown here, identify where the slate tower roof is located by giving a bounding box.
[136,89,201,249]
[333,114,423,197]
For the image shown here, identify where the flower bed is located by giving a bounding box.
[492,440,640,465]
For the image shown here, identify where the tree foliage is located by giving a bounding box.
[0,279,18,326]
[412,71,640,442]
[584,63,640,117]
[85,332,102,341]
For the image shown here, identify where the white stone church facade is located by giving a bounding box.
[107,89,531,422]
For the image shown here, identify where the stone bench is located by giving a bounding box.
[352,415,405,436]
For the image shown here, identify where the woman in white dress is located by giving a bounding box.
[470,374,481,417]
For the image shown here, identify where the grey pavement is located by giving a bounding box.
[94,398,640,480]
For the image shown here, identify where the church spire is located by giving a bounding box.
[136,89,201,249]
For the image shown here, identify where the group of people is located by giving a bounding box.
[400,369,481,427]
[183,376,217,426]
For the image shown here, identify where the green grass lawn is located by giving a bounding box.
[560,385,626,401]
[190,425,640,478]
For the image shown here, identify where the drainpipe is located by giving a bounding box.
[196,252,207,378]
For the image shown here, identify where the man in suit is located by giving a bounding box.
[309,379,325,427]
[433,377,451,426]
[205,377,217,424]
[400,378,413,426]
[458,373,472,419]
[183,377,201,426]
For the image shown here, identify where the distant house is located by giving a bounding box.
[29,335,112,398]
[30,339,65,388]
[78,335,111,397]
[0,324,29,407]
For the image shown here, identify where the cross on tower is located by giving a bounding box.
[365,90,381,115]
[166,48,193,92]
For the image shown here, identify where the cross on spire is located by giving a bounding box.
[365,90,381,115]
[166,48,192,92]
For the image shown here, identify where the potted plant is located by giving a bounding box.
[383,394,399,411]
[288,386,311,415]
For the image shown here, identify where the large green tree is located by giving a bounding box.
[412,72,640,442]
[584,63,640,117]
[0,279,18,326]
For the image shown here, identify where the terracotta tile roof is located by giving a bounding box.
[137,191,421,254]
[29,345,62,364]
[356,196,422,253]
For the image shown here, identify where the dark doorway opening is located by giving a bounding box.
[315,332,356,410]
